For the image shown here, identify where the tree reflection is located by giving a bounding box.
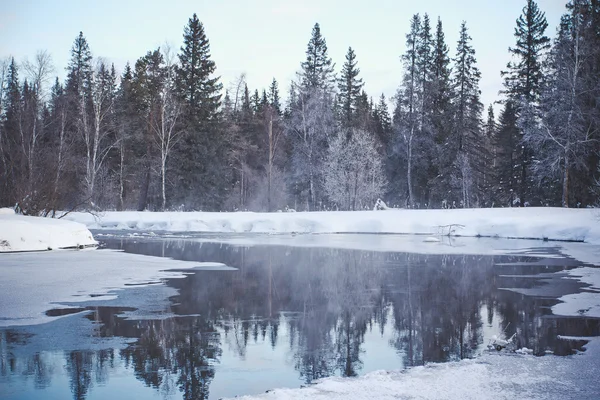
[3,241,598,400]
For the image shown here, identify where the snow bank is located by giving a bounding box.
[0,213,97,252]
[227,339,600,400]
[0,250,232,327]
[65,207,600,244]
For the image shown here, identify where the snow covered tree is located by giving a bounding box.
[324,129,386,210]
[502,0,551,103]
[523,4,598,207]
[393,14,422,207]
[337,47,363,128]
[501,0,551,205]
[450,21,483,207]
[428,17,455,205]
[286,22,337,210]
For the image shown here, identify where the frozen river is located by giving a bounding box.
[1,233,599,399]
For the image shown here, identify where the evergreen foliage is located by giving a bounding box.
[1,4,598,213]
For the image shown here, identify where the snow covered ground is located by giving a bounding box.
[0,208,97,252]
[226,339,600,400]
[66,207,600,243]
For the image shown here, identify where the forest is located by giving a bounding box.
[0,0,598,214]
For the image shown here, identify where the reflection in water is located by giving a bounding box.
[1,239,598,400]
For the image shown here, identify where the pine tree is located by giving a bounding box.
[300,23,335,91]
[523,2,599,207]
[501,0,551,206]
[373,94,392,147]
[268,78,281,115]
[65,32,93,101]
[0,58,20,205]
[451,21,483,207]
[286,23,337,210]
[427,17,455,205]
[494,101,520,206]
[393,14,422,207]
[337,47,363,127]
[501,0,550,102]
[174,13,224,210]
[176,13,222,121]
[114,62,136,210]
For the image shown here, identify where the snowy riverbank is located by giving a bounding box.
[66,207,600,243]
[0,209,97,252]
[226,339,600,400]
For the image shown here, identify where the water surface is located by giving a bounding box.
[1,235,598,399]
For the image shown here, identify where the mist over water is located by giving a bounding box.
[1,236,598,399]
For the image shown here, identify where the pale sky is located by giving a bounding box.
[1,0,567,112]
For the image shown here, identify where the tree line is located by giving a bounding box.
[0,0,598,214]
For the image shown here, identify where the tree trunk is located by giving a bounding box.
[407,130,414,207]
[562,150,569,208]
[268,117,273,212]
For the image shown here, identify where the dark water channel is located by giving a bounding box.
[1,236,599,399]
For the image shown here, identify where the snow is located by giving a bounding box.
[552,267,600,318]
[65,207,600,244]
[0,213,97,252]
[226,339,600,400]
[0,250,232,327]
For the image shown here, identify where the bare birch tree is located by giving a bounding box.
[85,59,117,205]
[151,45,184,210]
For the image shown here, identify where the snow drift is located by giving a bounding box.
[66,207,600,244]
[0,210,97,252]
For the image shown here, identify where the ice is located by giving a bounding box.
[0,250,231,327]
[226,339,600,400]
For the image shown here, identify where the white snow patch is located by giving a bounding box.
[65,207,600,244]
[553,292,600,318]
[0,207,15,215]
[227,339,600,400]
[552,267,600,318]
[0,214,97,252]
[423,236,441,243]
[0,250,231,327]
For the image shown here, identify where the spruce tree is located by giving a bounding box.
[174,13,224,209]
[0,58,20,205]
[176,13,221,121]
[65,32,93,101]
[300,23,335,91]
[494,101,520,206]
[393,14,422,207]
[337,47,363,127]
[501,0,550,206]
[451,21,483,207]
[268,78,281,115]
[501,0,550,103]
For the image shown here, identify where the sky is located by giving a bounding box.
[1,0,567,113]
